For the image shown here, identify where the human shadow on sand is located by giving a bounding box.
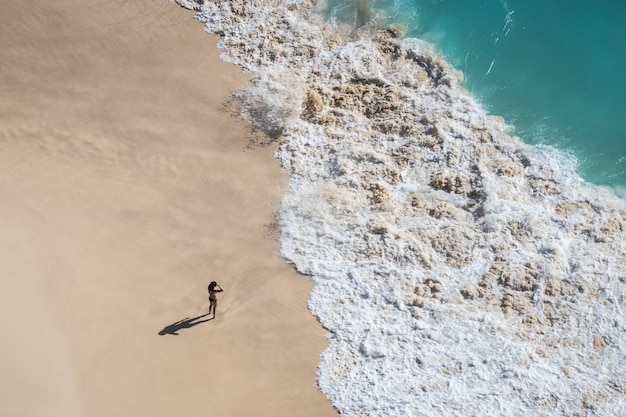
[158,314,211,336]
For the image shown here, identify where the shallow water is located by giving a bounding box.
[177,0,626,415]
[320,0,626,189]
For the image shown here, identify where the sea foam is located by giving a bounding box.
[177,1,626,415]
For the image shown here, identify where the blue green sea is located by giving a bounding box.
[322,0,626,191]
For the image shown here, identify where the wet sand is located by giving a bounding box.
[0,1,337,416]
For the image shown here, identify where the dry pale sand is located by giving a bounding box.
[0,1,337,416]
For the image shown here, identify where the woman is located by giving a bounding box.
[207,281,224,319]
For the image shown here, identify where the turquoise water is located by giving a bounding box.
[322,0,626,189]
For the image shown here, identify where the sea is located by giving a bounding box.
[320,0,626,192]
[177,0,626,415]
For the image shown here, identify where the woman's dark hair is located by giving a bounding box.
[208,281,218,291]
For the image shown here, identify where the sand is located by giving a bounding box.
[0,1,337,416]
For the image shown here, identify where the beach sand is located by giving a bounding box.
[0,1,337,416]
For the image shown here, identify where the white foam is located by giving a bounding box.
[177,1,626,415]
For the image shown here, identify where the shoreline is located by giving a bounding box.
[183,1,626,415]
[0,1,336,416]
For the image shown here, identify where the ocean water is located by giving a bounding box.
[177,0,626,415]
[320,0,626,190]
